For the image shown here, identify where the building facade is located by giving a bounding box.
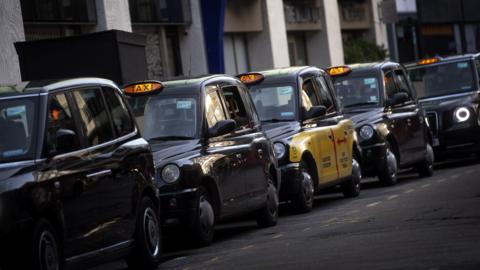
[0,0,389,84]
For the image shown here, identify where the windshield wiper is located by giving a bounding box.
[343,102,378,108]
[261,119,293,123]
[148,136,195,141]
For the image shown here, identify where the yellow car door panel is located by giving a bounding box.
[331,119,354,179]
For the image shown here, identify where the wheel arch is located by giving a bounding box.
[200,176,222,220]
[301,150,319,191]
[386,134,401,164]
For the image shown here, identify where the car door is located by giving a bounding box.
[384,68,415,166]
[205,85,246,217]
[40,91,99,258]
[315,74,353,179]
[68,87,129,254]
[300,76,338,185]
[221,84,268,211]
[394,68,427,162]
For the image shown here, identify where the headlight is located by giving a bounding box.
[273,142,286,159]
[359,125,375,140]
[454,107,471,123]
[161,164,180,184]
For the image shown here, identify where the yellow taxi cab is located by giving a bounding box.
[238,67,362,213]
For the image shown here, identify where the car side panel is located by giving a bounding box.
[331,118,354,178]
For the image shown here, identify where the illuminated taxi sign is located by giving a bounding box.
[417,57,440,65]
[326,66,352,76]
[237,73,264,85]
[123,81,163,96]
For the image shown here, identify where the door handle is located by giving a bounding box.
[257,148,263,159]
[328,134,334,140]
[407,119,412,126]
[235,153,243,160]
[86,169,112,179]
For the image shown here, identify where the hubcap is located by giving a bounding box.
[198,195,214,234]
[38,230,59,270]
[143,207,160,257]
[386,149,398,180]
[352,159,362,192]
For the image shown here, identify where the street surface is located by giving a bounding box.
[96,158,480,270]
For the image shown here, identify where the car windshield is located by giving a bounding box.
[129,95,198,141]
[332,75,381,109]
[0,97,37,163]
[249,84,297,122]
[408,61,475,99]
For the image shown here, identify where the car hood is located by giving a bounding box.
[344,108,385,127]
[419,93,479,112]
[261,121,301,142]
[150,139,201,165]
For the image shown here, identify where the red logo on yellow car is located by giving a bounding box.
[337,138,347,145]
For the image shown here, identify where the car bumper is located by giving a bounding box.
[159,188,199,227]
[278,163,303,200]
[359,142,387,176]
[435,125,480,157]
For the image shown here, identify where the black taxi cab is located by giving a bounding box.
[237,66,362,213]
[0,79,161,270]
[125,76,280,246]
[406,55,480,159]
[326,62,434,185]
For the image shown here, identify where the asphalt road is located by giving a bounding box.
[95,158,480,270]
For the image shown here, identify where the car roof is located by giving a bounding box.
[346,61,401,72]
[248,66,323,85]
[0,77,118,98]
[404,53,480,68]
[154,74,240,95]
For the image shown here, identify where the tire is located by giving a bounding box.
[417,143,434,177]
[126,197,161,270]
[291,160,314,213]
[28,219,62,270]
[378,144,398,186]
[256,177,279,228]
[342,157,361,198]
[189,186,215,246]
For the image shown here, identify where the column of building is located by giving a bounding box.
[0,0,25,83]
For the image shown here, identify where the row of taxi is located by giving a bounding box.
[1,53,479,270]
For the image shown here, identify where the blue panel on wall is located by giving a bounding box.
[201,0,227,74]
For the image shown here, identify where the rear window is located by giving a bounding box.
[0,97,38,163]
[408,61,475,99]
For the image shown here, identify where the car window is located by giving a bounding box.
[394,70,413,100]
[103,88,135,137]
[241,86,260,125]
[315,76,337,113]
[72,88,115,146]
[301,78,320,110]
[0,98,37,162]
[45,93,82,154]
[384,70,399,99]
[221,86,250,129]
[205,86,227,128]
[249,83,296,121]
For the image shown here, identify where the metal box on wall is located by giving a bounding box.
[15,30,147,85]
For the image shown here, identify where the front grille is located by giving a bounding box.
[427,112,439,136]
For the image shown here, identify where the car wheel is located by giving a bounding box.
[378,144,398,186]
[292,160,314,213]
[30,219,62,270]
[256,177,279,227]
[126,197,161,270]
[190,186,215,246]
[417,143,434,177]
[342,157,361,198]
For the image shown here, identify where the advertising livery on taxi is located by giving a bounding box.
[238,66,362,213]
[327,62,434,185]
[125,76,279,246]
[406,54,480,159]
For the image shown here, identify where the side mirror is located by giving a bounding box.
[50,129,77,156]
[208,119,236,137]
[386,92,409,107]
[303,105,327,120]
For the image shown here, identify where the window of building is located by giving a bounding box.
[21,0,97,23]
[129,0,191,24]
[288,33,308,66]
[72,88,115,146]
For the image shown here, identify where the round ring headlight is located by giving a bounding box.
[161,164,180,184]
[454,107,470,123]
[359,125,375,140]
[273,142,286,159]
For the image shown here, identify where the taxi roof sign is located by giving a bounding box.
[123,81,163,96]
[326,66,352,76]
[417,57,440,65]
[237,73,264,85]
